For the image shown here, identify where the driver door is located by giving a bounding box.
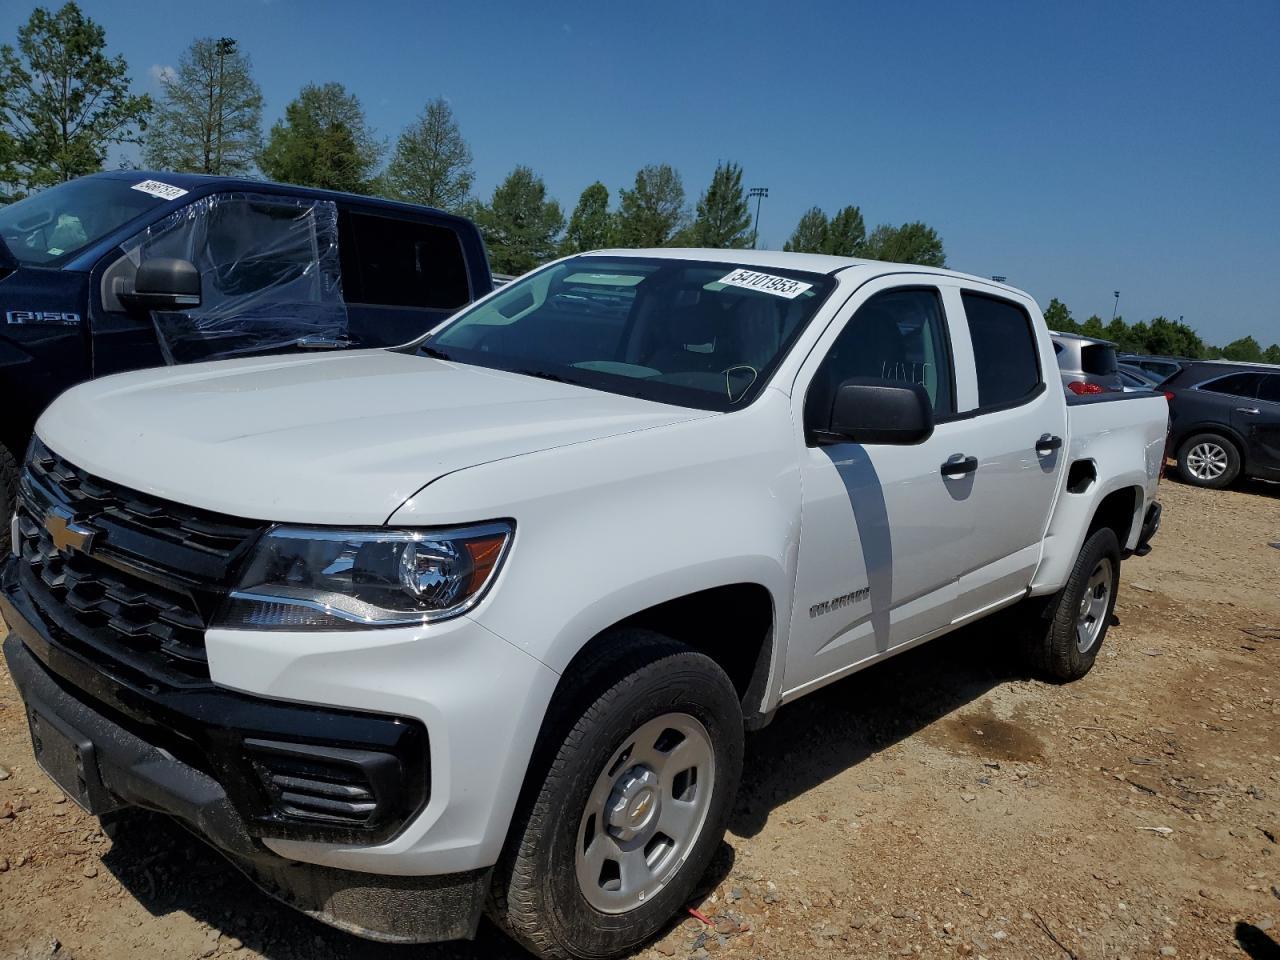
[782,278,981,698]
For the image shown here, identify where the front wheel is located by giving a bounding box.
[490,631,743,960]
[1020,527,1121,682]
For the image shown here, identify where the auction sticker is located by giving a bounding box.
[131,179,188,201]
[718,268,813,299]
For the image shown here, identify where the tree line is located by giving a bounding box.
[0,3,1273,359]
[0,2,950,276]
[1043,299,1280,363]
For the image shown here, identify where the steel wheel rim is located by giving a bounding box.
[575,712,715,914]
[1186,442,1228,480]
[1076,556,1113,653]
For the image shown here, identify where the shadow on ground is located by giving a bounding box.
[98,620,1024,958]
[729,619,1024,837]
[1236,921,1280,960]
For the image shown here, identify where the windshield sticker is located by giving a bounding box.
[131,179,188,201]
[717,268,813,300]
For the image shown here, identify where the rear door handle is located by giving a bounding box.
[1035,433,1063,454]
[1236,407,1260,415]
[941,454,978,478]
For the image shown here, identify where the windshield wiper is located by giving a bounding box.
[294,335,353,350]
[512,368,576,385]
[420,344,453,360]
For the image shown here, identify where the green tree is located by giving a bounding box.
[689,161,751,248]
[822,205,866,256]
[1264,343,1280,365]
[144,37,262,175]
[1145,316,1205,358]
[471,165,564,275]
[1042,298,1078,333]
[383,97,473,212]
[783,207,828,253]
[1220,335,1264,362]
[260,82,381,192]
[861,221,946,266]
[560,181,613,254]
[615,163,687,247]
[1080,314,1107,339]
[0,2,150,192]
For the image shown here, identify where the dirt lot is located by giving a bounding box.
[2,478,1278,960]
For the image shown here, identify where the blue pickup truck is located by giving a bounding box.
[0,171,493,550]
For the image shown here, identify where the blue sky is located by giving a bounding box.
[3,0,1278,345]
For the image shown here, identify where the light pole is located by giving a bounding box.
[748,187,768,249]
[1112,290,1120,321]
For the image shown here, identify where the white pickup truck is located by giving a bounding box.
[2,250,1166,958]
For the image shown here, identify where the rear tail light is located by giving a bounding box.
[1067,381,1105,395]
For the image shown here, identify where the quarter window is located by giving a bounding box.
[340,212,471,309]
[805,287,955,429]
[961,292,1041,408]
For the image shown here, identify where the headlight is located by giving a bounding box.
[217,521,513,630]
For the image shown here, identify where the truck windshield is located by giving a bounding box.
[422,256,836,411]
[0,177,169,267]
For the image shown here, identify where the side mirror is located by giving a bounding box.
[811,378,935,445]
[119,258,201,313]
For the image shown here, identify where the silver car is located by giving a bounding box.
[1050,331,1123,395]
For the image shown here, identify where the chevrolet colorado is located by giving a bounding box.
[2,250,1167,958]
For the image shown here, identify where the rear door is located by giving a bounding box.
[945,286,1068,619]
[1238,373,1280,474]
[337,207,476,347]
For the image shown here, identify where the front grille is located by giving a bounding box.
[15,440,265,684]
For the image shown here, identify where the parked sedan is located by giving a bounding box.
[1117,353,1187,383]
[1164,361,1280,487]
[1118,363,1163,392]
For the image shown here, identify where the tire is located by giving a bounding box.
[1175,432,1241,488]
[490,630,744,960]
[0,440,18,557]
[1022,527,1121,683]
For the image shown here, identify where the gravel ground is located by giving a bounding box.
[1,478,1278,960]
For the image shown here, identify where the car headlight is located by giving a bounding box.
[217,521,513,630]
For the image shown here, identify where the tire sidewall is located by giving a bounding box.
[0,441,17,556]
[538,654,743,957]
[1176,432,1240,488]
[1054,527,1121,677]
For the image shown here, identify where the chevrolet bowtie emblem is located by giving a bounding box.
[44,506,96,555]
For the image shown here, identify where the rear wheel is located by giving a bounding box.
[490,631,743,960]
[0,440,18,557]
[1176,432,1240,488]
[1021,527,1121,682]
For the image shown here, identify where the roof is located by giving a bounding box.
[580,247,1032,297]
[1049,330,1118,347]
[86,169,470,225]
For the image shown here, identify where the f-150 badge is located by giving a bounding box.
[6,310,81,325]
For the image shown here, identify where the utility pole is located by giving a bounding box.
[748,187,768,249]
[1112,290,1120,321]
[213,38,237,175]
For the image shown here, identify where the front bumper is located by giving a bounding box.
[1,631,489,943]
[0,555,558,941]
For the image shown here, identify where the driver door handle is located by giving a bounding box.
[941,454,978,478]
[1236,407,1260,415]
[1036,433,1063,454]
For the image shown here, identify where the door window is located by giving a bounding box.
[1199,372,1261,398]
[805,287,955,429]
[961,292,1042,409]
[120,192,346,363]
[340,211,471,310]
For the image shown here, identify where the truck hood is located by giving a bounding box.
[36,349,712,524]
